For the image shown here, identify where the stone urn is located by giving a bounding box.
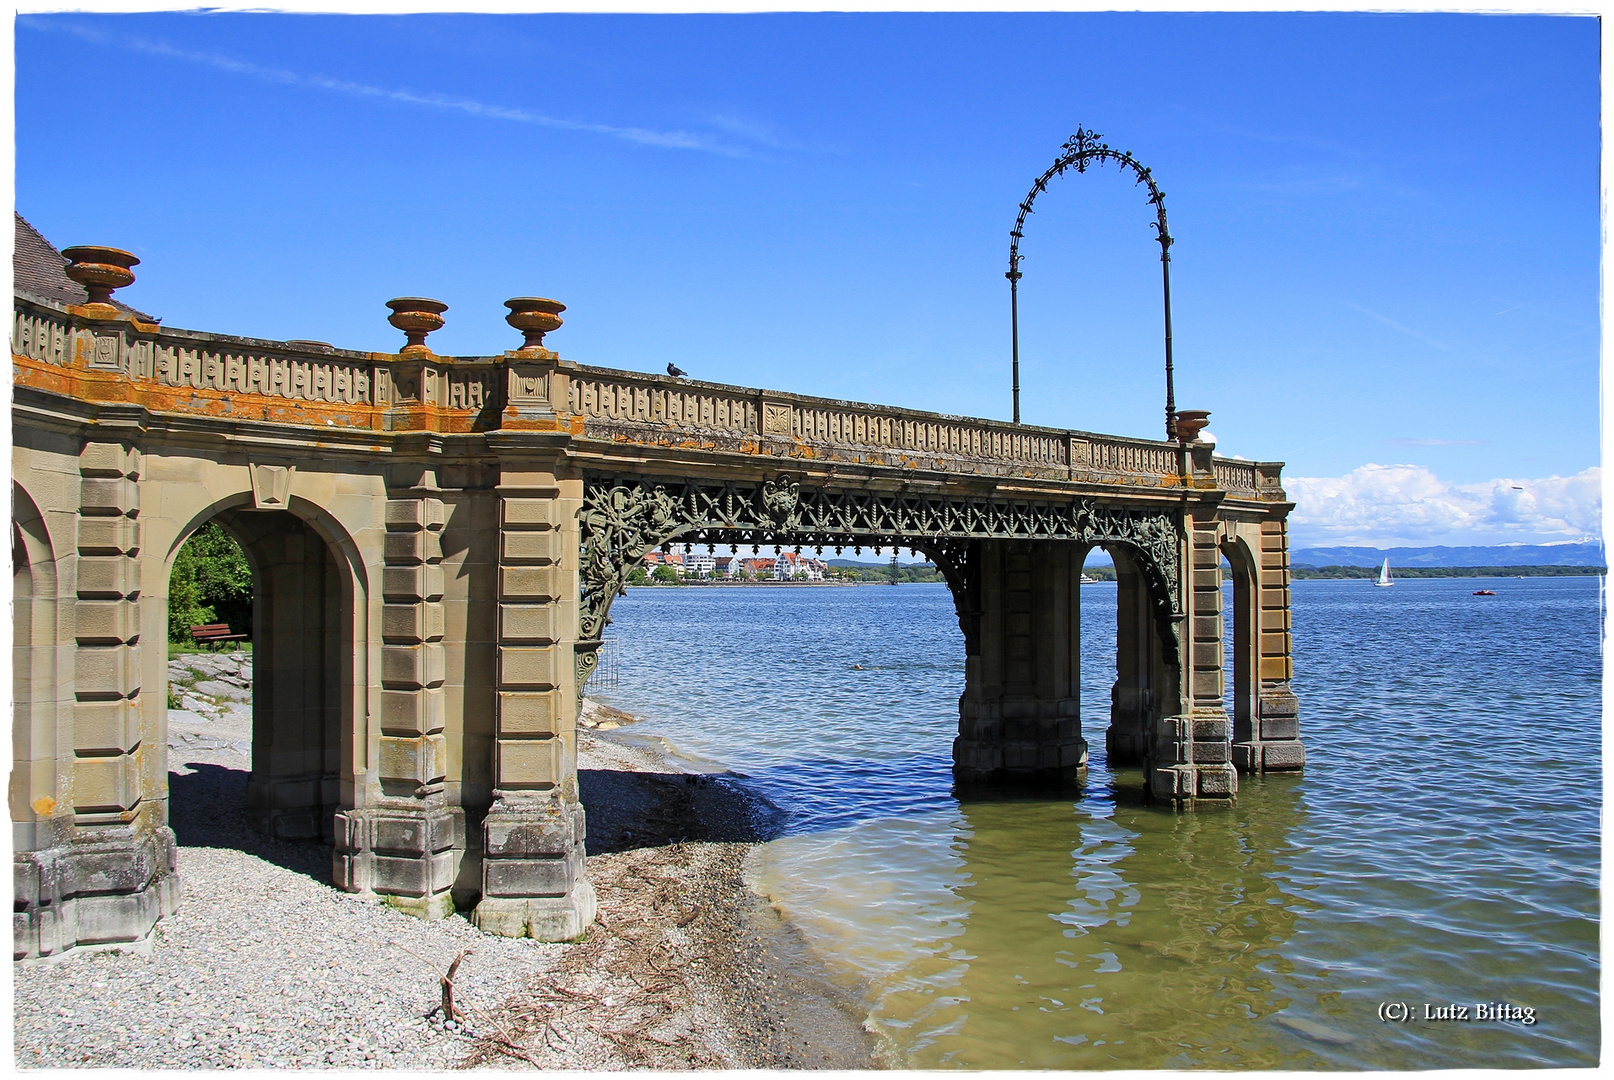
[386,297,448,357]
[504,297,566,356]
[1174,409,1211,444]
[61,245,139,319]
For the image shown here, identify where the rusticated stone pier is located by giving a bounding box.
[11,221,1304,959]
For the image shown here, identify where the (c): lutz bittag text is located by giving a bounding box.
[1378,1001,1536,1025]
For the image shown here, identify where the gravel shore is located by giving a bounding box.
[13,653,876,1070]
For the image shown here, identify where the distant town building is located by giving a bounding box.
[641,550,687,576]
[736,557,774,579]
[774,551,827,580]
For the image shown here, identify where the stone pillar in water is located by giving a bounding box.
[1231,515,1306,773]
[954,539,1088,787]
[1148,497,1238,807]
[1106,545,1175,766]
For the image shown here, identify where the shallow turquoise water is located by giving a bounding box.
[592,577,1601,1068]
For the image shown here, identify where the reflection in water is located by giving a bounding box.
[751,770,1318,1069]
[600,580,1601,1069]
[932,778,1314,1069]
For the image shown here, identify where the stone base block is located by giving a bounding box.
[954,734,1089,788]
[1232,739,1307,773]
[1106,724,1149,765]
[333,803,464,916]
[14,825,181,960]
[472,797,595,941]
[1232,740,1260,772]
[247,772,341,843]
[1261,741,1307,770]
[1196,763,1238,798]
[473,880,597,941]
[1148,762,1238,806]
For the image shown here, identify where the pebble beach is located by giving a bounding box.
[12,651,875,1070]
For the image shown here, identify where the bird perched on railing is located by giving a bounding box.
[667,362,687,378]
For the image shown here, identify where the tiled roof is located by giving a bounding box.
[14,213,157,321]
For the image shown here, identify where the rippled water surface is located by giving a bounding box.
[592,578,1601,1068]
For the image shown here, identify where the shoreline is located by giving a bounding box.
[626,578,883,587]
[13,663,879,1070]
[470,708,880,1068]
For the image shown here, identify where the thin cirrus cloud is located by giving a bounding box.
[1285,463,1602,547]
[21,17,769,158]
[1384,437,1488,447]
[1340,300,1448,351]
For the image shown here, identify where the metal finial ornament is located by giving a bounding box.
[1007,127,1178,440]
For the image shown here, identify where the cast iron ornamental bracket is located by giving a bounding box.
[1008,127,1177,440]
[573,472,1183,690]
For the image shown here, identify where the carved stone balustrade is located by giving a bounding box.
[12,278,1303,961]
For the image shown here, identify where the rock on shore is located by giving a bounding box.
[13,651,876,1070]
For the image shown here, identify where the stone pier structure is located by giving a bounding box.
[12,219,1304,959]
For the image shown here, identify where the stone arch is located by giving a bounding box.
[12,482,62,850]
[161,488,369,844]
[1219,530,1262,755]
[1087,540,1182,767]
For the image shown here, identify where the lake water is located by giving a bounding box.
[590,576,1601,1068]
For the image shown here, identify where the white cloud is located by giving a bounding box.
[1286,463,1602,547]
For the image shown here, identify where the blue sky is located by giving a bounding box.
[13,11,1601,548]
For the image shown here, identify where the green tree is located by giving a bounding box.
[651,564,681,584]
[626,565,649,585]
[168,522,253,642]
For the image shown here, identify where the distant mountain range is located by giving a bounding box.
[1292,543,1605,568]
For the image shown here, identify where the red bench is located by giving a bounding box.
[189,623,248,649]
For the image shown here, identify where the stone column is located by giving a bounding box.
[1149,506,1237,806]
[1251,516,1306,771]
[955,539,1087,786]
[15,439,179,957]
[333,483,464,918]
[236,510,340,843]
[1106,546,1174,766]
[471,453,595,940]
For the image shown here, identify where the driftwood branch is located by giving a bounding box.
[442,948,473,1022]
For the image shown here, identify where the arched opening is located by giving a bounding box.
[165,502,358,848]
[1220,536,1261,756]
[11,484,59,851]
[1090,543,1179,769]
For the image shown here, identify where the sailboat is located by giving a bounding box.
[1373,558,1394,587]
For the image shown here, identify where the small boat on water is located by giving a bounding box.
[1373,559,1394,587]
[1079,573,1099,584]
[1473,589,1496,596]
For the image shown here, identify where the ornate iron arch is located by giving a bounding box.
[1007,127,1177,439]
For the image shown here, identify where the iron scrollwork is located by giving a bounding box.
[576,473,1184,681]
[1074,498,1180,618]
[1007,126,1179,438]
